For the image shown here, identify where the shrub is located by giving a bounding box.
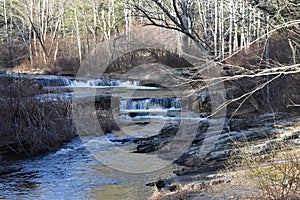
[0,76,76,158]
[229,141,300,199]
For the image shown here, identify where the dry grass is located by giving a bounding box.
[0,76,76,158]
[228,140,300,200]
[150,123,300,200]
[150,144,300,200]
[12,56,81,76]
[0,76,43,98]
[149,174,257,200]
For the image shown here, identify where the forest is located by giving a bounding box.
[0,0,299,74]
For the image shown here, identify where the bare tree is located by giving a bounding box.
[132,0,211,52]
[3,0,13,67]
[0,0,297,71]
[73,2,82,63]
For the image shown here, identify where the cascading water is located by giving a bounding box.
[0,74,192,200]
[23,74,140,88]
[118,97,181,120]
[35,76,73,87]
[120,98,181,111]
[71,79,140,88]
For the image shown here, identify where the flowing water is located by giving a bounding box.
[0,137,180,200]
[1,75,193,200]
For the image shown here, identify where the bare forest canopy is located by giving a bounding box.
[0,0,299,75]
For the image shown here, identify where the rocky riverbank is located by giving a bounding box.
[144,69,300,199]
[1,67,299,199]
[108,112,300,197]
[103,69,300,199]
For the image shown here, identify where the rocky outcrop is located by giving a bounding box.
[144,115,300,193]
[108,124,179,152]
[107,71,300,193]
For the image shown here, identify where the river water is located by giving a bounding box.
[1,137,181,200]
[0,75,189,200]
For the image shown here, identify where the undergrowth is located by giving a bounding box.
[0,76,76,158]
[229,140,300,200]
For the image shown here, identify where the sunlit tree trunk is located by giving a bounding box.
[214,0,218,57]
[29,0,34,65]
[111,0,117,36]
[82,0,90,53]
[196,0,206,35]
[233,1,239,51]
[51,0,64,62]
[240,0,245,51]
[3,0,13,67]
[228,0,233,55]
[93,0,98,48]
[264,13,270,66]
[73,5,82,63]
[124,0,129,35]
[219,0,224,59]
[246,6,252,50]
[101,8,109,40]
[41,0,48,64]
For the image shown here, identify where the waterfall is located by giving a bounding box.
[71,79,140,88]
[35,77,72,87]
[34,76,140,88]
[120,97,181,111]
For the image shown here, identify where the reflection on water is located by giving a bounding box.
[0,137,180,200]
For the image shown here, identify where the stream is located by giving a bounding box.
[1,75,192,200]
[2,73,298,199]
[0,137,180,200]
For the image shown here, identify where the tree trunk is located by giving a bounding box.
[214,0,218,57]
[264,14,270,66]
[93,0,98,48]
[229,0,233,55]
[74,5,82,64]
[233,1,239,51]
[219,0,224,59]
[82,1,90,53]
[3,0,13,68]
